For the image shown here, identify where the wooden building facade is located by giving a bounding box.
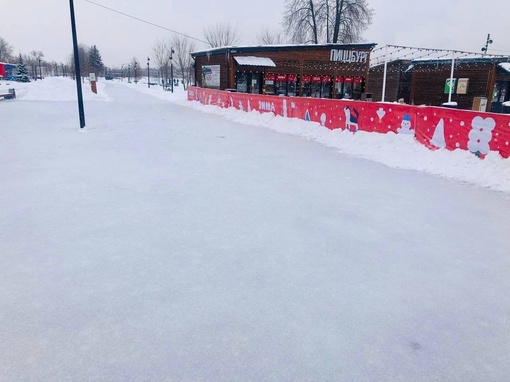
[409,58,507,111]
[366,60,413,103]
[191,43,376,100]
[366,57,510,112]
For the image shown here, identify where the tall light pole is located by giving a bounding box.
[147,57,150,88]
[481,33,493,56]
[69,0,85,128]
[170,47,175,93]
[134,62,138,84]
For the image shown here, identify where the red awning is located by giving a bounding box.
[303,75,312,82]
[354,77,363,84]
[344,77,354,83]
[322,76,332,83]
[287,74,298,82]
[311,75,322,83]
[265,73,276,81]
[335,76,345,83]
[276,74,287,81]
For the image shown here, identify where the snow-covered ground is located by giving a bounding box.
[1,77,509,381]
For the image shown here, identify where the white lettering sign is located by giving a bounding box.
[258,101,276,112]
[330,50,368,63]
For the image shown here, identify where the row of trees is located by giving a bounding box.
[2,0,373,85]
[1,35,75,80]
[201,0,373,47]
[67,44,105,78]
[282,0,373,44]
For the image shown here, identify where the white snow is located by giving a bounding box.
[1,78,510,381]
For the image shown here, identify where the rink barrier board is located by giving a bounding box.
[187,86,510,159]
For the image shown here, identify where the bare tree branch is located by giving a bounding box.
[283,0,373,44]
[0,36,14,62]
[203,22,239,48]
[257,27,287,45]
[171,35,196,88]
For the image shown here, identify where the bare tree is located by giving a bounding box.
[171,35,196,88]
[283,0,322,44]
[0,36,14,62]
[29,50,45,79]
[283,0,373,44]
[203,22,239,48]
[257,27,287,45]
[329,0,373,43]
[68,44,89,81]
[130,57,141,82]
[152,39,172,85]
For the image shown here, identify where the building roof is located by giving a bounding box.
[233,56,276,67]
[411,57,510,65]
[498,62,510,74]
[191,43,377,58]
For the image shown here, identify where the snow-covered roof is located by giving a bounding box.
[234,56,276,67]
[191,43,377,57]
[498,63,510,73]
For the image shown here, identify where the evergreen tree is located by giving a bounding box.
[88,45,104,75]
[16,55,30,82]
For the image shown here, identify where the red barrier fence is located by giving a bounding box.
[187,86,510,159]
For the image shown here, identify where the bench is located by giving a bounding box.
[0,88,16,100]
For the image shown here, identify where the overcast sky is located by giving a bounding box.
[2,0,510,67]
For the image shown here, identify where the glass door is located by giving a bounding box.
[491,81,509,113]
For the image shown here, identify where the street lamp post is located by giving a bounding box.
[69,0,86,128]
[481,33,493,56]
[147,57,150,88]
[170,47,175,93]
[134,62,138,84]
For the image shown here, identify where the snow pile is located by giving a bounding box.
[1,76,111,102]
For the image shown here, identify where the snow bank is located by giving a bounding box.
[0,76,111,102]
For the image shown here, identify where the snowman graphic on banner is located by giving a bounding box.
[467,116,496,157]
[397,114,413,134]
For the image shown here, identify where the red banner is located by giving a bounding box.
[335,76,345,83]
[265,73,275,81]
[276,74,287,81]
[354,77,363,84]
[287,74,298,82]
[303,75,311,83]
[322,76,332,83]
[311,75,322,83]
[187,86,510,159]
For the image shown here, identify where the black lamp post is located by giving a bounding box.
[69,0,86,128]
[134,62,138,84]
[481,33,493,56]
[147,57,150,88]
[170,47,175,93]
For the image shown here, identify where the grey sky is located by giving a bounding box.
[2,0,510,67]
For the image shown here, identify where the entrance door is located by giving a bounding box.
[491,81,509,112]
[249,72,263,94]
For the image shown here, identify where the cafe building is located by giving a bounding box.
[408,57,510,112]
[191,43,376,100]
[365,56,510,113]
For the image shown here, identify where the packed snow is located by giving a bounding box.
[1,77,509,381]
